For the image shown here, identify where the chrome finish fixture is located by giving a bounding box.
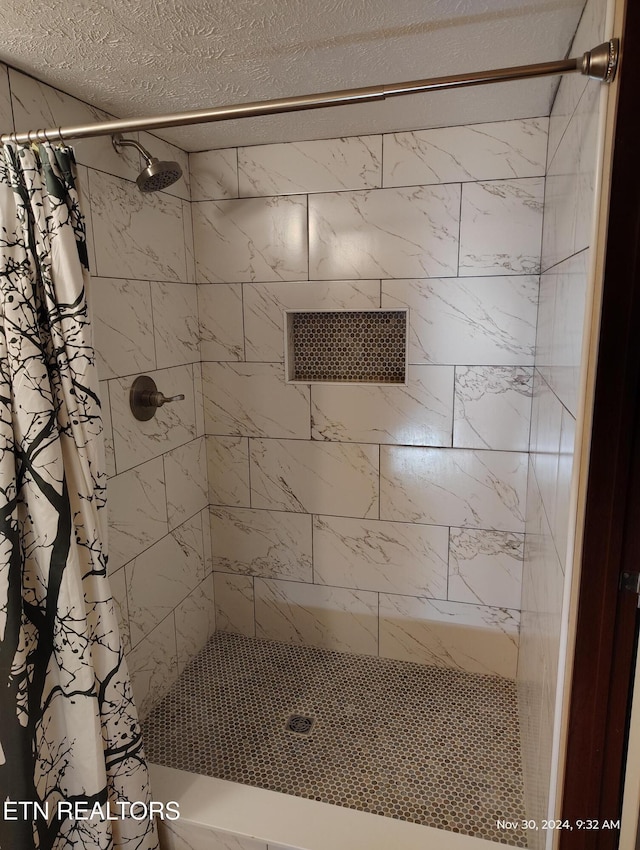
[1,41,619,146]
[130,375,185,421]
[581,38,619,83]
[112,134,182,193]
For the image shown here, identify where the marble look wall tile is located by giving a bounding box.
[249,439,379,518]
[542,84,600,272]
[152,282,199,369]
[453,366,533,452]
[193,362,205,438]
[8,69,139,180]
[311,365,454,446]
[448,528,524,610]
[126,514,204,646]
[553,408,576,571]
[158,820,267,850]
[203,362,310,439]
[111,364,196,471]
[190,148,238,201]
[243,280,380,362]
[255,578,378,655]
[382,277,538,366]
[193,196,308,283]
[238,135,382,196]
[199,283,244,361]
[214,573,255,637]
[175,575,216,672]
[309,185,460,280]
[313,516,448,598]
[92,278,155,379]
[459,178,544,276]
[109,567,131,653]
[383,118,548,187]
[206,436,251,507]
[138,132,190,201]
[99,381,116,478]
[127,613,178,720]
[380,446,527,532]
[530,372,562,531]
[182,201,196,285]
[537,250,588,418]
[90,169,187,282]
[379,594,519,678]
[210,507,312,582]
[164,437,208,530]
[0,65,12,130]
[107,457,168,571]
[201,507,213,575]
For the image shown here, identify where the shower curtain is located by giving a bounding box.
[0,144,158,850]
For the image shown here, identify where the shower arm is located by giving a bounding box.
[111,134,155,164]
[0,40,618,145]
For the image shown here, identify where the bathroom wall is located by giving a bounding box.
[0,66,214,720]
[517,0,609,841]
[192,117,549,679]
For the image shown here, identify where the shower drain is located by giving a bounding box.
[285,714,315,735]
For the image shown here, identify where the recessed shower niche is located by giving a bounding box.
[285,308,408,384]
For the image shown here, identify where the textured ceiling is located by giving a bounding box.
[0,0,587,151]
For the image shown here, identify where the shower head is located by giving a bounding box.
[111,134,182,193]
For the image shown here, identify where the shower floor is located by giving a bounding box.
[142,632,527,847]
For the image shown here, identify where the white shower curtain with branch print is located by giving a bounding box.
[0,143,158,850]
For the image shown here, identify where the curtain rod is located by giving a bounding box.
[0,40,618,145]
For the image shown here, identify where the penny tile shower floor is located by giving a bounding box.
[142,632,527,847]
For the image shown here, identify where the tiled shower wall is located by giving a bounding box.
[192,118,549,679]
[0,66,215,720]
[517,0,609,842]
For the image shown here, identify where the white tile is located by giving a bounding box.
[243,280,380,362]
[313,516,448,598]
[76,165,97,274]
[542,83,600,272]
[201,507,213,576]
[203,362,310,439]
[193,196,308,283]
[190,149,238,201]
[211,507,312,582]
[459,177,544,276]
[159,820,267,850]
[92,278,155,379]
[213,572,255,637]
[379,594,519,678]
[453,366,533,452]
[382,276,538,366]
[126,514,204,646]
[175,576,216,672]
[0,65,12,131]
[111,365,196,471]
[183,199,196,283]
[530,373,562,530]
[311,365,453,446]
[380,446,527,532]
[164,437,208,530]
[109,567,131,653]
[206,436,251,507]
[309,185,460,280]
[255,578,378,655]
[238,136,382,196]
[90,169,187,282]
[8,69,139,179]
[138,131,190,201]
[127,613,178,720]
[152,282,199,369]
[554,408,576,570]
[99,380,116,478]
[448,528,524,609]
[193,361,205,438]
[107,457,168,571]
[383,118,548,187]
[249,439,379,518]
[199,284,244,361]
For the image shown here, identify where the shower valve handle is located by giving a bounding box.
[130,375,185,421]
